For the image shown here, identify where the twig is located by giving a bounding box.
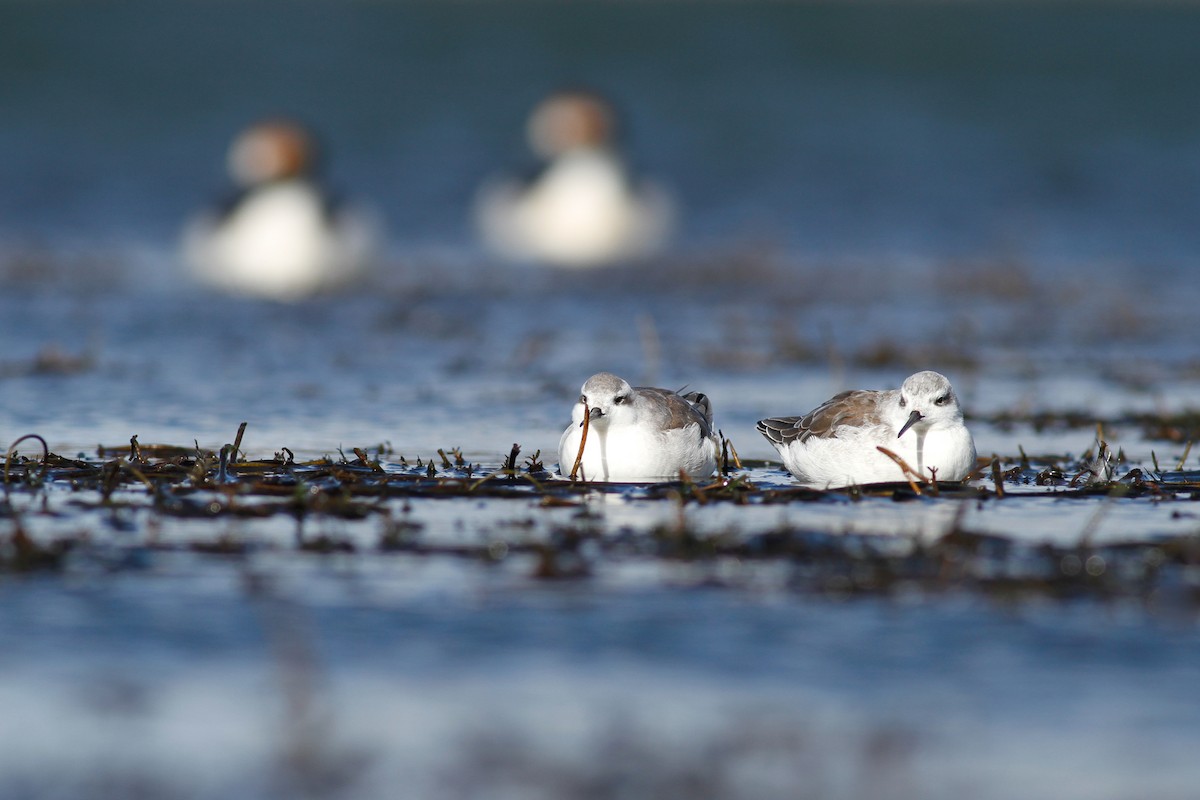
[124,463,156,491]
[218,444,233,484]
[4,434,50,496]
[720,431,743,473]
[502,443,521,474]
[352,447,384,473]
[990,457,1005,498]
[231,421,248,463]
[1177,440,1194,472]
[569,400,591,482]
[875,446,923,495]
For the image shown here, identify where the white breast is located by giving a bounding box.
[559,420,716,482]
[909,425,976,482]
[476,151,673,268]
[184,180,377,300]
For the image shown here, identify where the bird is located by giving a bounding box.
[756,370,977,488]
[558,372,719,482]
[183,119,379,301]
[474,89,674,269]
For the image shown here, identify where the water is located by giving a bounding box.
[3,2,1200,798]
[5,3,1200,266]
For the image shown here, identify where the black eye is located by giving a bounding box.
[934,394,950,406]
[580,394,587,404]
[614,395,627,405]
[899,397,906,408]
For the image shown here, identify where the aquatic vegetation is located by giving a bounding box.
[978,407,1200,445]
[1,424,1197,611]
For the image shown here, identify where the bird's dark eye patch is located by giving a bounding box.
[614,395,628,405]
[934,394,950,406]
[580,394,588,404]
[899,396,907,408]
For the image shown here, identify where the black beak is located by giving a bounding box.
[586,407,605,422]
[897,409,923,438]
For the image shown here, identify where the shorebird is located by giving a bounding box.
[757,370,976,488]
[475,89,674,268]
[558,372,719,482]
[183,119,379,300]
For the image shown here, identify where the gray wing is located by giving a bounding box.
[680,391,714,430]
[637,387,715,440]
[757,389,883,447]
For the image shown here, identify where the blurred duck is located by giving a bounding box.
[474,89,674,269]
[183,119,379,300]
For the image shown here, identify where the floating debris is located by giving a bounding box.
[1,424,1199,606]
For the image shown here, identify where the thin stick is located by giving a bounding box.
[875,446,923,495]
[124,463,155,491]
[569,400,591,482]
[352,447,384,473]
[990,456,1005,498]
[218,444,232,484]
[4,434,50,495]
[503,443,521,474]
[231,421,248,463]
[1177,440,1193,472]
[726,435,743,471]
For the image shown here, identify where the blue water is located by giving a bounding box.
[2,554,1198,799]
[4,3,1200,267]
[3,3,1200,798]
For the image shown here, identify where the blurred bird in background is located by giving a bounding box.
[474,89,675,269]
[183,119,380,301]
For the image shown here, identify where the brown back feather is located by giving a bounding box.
[637,387,715,439]
[757,389,884,447]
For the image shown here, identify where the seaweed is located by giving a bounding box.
[0,423,1198,608]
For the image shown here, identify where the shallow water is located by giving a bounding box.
[4,2,1200,798]
[2,267,1199,798]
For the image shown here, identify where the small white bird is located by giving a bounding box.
[757,370,977,488]
[183,119,379,301]
[558,372,719,482]
[475,89,674,269]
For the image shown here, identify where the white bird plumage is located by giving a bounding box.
[474,90,673,269]
[558,372,719,482]
[183,120,379,301]
[757,370,977,488]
